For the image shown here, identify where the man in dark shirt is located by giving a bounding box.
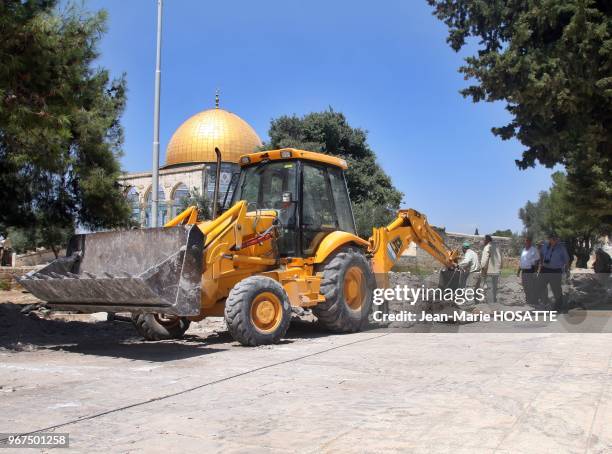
[539,233,570,313]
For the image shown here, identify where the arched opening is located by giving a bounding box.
[145,187,167,227]
[171,183,190,218]
[126,187,140,223]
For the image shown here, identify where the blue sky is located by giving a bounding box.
[86,0,554,234]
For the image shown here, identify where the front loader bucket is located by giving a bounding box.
[17,225,204,316]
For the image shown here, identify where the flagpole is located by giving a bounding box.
[151,0,163,227]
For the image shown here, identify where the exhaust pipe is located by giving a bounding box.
[212,147,222,218]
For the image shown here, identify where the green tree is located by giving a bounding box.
[179,188,211,221]
[3,226,38,255]
[508,233,525,257]
[519,172,602,267]
[351,200,397,240]
[5,224,72,258]
[428,0,612,224]
[265,109,403,238]
[491,229,513,238]
[518,196,549,243]
[0,1,131,252]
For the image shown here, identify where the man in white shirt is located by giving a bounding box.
[517,237,540,306]
[480,235,502,303]
[458,241,480,288]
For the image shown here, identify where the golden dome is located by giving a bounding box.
[165,107,262,165]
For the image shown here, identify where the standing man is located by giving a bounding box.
[540,232,570,313]
[534,240,548,307]
[593,248,611,274]
[517,237,540,306]
[480,234,502,303]
[458,242,480,288]
[1,235,12,266]
[0,233,5,266]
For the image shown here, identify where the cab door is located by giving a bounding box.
[300,163,356,256]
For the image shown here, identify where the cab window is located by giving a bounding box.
[231,161,298,256]
[328,167,356,234]
[232,161,297,211]
[301,163,338,255]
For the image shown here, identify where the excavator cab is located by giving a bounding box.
[230,150,355,258]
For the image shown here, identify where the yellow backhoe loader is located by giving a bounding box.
[19,148,459,346]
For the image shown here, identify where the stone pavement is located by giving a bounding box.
[1,322,611,453]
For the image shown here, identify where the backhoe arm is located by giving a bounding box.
[369,209,458,274]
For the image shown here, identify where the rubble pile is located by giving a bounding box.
[564,273,611,308]
[495,277,526,306]
[386,271,432,312]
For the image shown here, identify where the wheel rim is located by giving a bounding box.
[344,266,366,311]
[250,292,283,333]
[153,313,181,328]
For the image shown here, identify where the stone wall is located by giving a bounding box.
[444,232,513,257]
[0,266,40,286]
[15,249,65,267]
[396,229,515,271]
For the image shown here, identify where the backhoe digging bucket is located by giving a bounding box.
[17,225,204,316]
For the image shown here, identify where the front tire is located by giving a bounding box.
[131,313,191,341]
[314,247,374,332]
[224,276,292,346]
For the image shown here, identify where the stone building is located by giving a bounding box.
[118,97,262,226]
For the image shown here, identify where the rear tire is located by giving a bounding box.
[314,247,374,332]
[131,313,191,341]
[225,276,291,346]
